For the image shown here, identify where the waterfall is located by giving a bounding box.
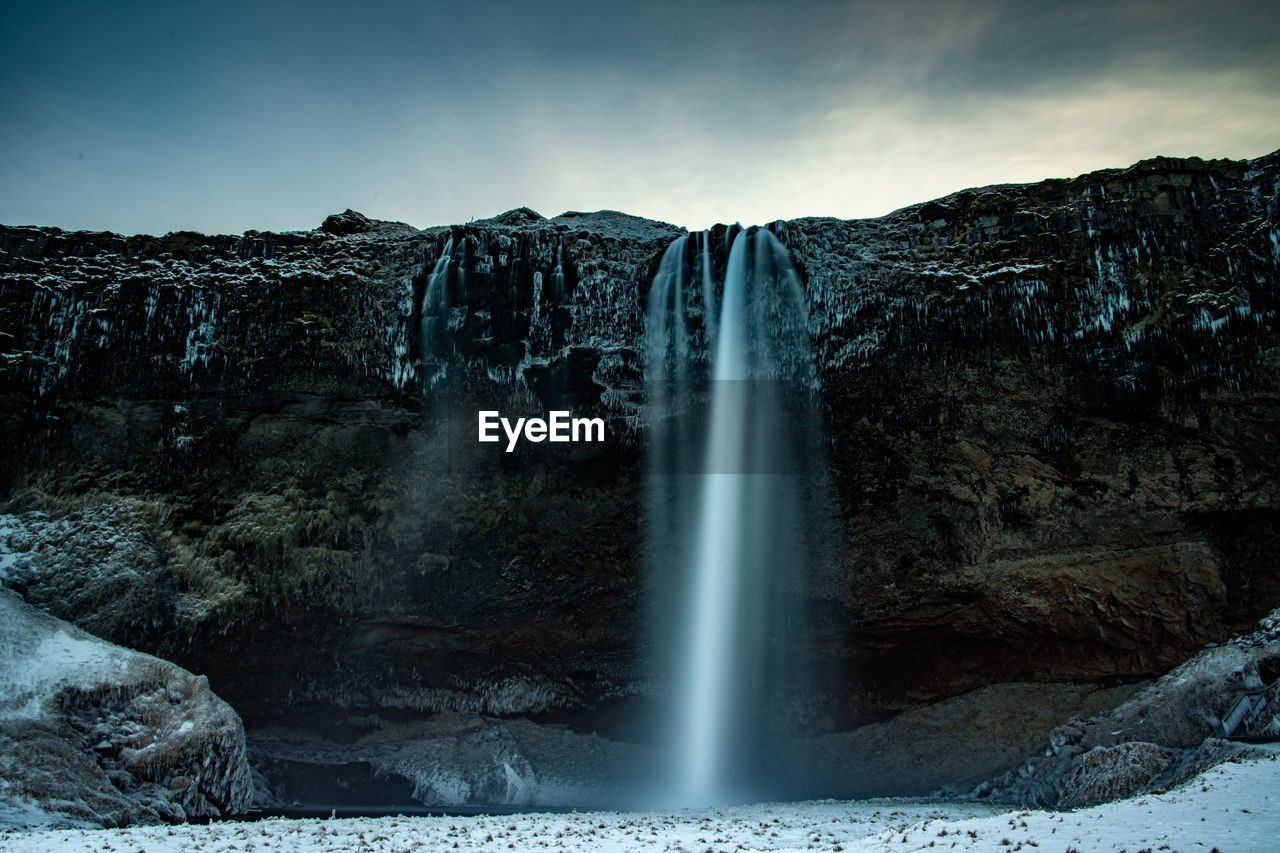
[420,236,456,386]
[644,225,821,806]
[700,230,717,353]
[644,235,695,599]
[553,238,566,301]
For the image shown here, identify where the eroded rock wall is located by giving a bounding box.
[792,153,1280,719]
[1,154,1277,744]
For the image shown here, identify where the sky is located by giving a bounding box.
[2,0,1278,236]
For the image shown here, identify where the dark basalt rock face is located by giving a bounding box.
[0,210,678,744]
[1,151,1278,799]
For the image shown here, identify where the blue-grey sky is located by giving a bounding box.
[2,0,1278,235]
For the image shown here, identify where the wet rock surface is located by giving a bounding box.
[1,150,1279,806]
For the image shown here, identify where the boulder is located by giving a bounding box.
[0,590,252,827]
[976,608,1280,806]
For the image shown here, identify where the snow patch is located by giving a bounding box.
[1,755,1275,852]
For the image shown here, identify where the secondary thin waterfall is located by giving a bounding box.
[421,235,454,356]
[420,235,461,389]
[645,225,820,806]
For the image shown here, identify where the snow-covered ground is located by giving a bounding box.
[3,753,1274,852]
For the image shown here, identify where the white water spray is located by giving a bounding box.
[421,236,454,369]
[645,226,819,806]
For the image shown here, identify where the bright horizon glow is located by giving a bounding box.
[2,1,1278,236]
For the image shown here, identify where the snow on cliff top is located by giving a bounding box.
[459,207,684,243]
[548,209,684,242]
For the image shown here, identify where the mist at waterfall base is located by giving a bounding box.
[641,226,833,807]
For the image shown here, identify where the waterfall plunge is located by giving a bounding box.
[421,235,454,356]
[645,226,821,806]
[420,235,467,388]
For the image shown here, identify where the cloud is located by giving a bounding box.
[1,1,1277,234]
[794,67,1280,220]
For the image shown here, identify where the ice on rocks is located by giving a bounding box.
[0,590,252,828]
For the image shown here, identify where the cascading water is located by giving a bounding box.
[644,225,822,806]
[700,230,717,352]
[416,234,470,477]
[552,239,566,301]
[420,235,461,386]
[421,236,453,352]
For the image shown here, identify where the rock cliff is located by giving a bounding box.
[1,150,1278,803]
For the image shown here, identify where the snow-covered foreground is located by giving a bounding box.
[4,755,1275,852]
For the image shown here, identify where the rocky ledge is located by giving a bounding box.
[976,607,1280,807]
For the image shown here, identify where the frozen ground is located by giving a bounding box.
[2,753,1275,852]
